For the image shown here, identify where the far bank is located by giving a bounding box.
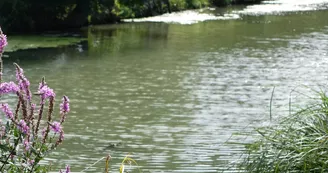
[0,0,262,33]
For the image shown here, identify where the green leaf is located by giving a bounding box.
[0,159,10,164]
[0,144,10,151]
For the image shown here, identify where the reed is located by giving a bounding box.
[240,89,328,172]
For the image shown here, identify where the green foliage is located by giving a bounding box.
[112,0,137,18]
[112,0,211,18]
[169,0,188,11]
[240,90,328,172]
[1,0,73,32]
[0,0,262,32]
[188,0,210,8]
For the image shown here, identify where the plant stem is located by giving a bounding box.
[0,136,20,171]
[0,27,3,84]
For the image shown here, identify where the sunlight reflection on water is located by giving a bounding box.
[123,0,328,24]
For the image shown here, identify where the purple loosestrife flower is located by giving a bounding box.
[50,121,62,133]
[59,165,70,173]
[30,103,36,119]
[31,103,36,114]
[60,96,70,114]
[0,33,7,52]
[18,120,29,134]
[65,165,70,173]
[60,96,70,124]
[1,103,13,119]
[31,103,36,110]
[23,137,30,151]
[41,127,47,141]
[15,64,31,100]
[39,85,55,102]
[38,80,45,91]
[0,82,19,94]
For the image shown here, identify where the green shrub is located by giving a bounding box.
[187,0,210,8]
[169,0,188,11]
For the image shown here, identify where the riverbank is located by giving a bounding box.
[5,0,328,52]
[5,0,328,53]
[0,0,262,33]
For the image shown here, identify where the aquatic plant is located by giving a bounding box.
[240,89,328,172]
[0,26,70,172]
[119,154,141,173]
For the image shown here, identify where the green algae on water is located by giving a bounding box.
[5,35,84,52]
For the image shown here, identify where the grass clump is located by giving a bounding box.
[240,90,328,172]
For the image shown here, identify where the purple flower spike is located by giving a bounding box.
[50,121,62,133]
[18,120,29,134]
[41,127,47,139]
[1,103,13,119]
[60,96,70,114]
[0,82,19,94]
[0,33,7,52]
[58,165,70,173]
[14,64,32,100]
[15,65,23,82]
[39,85,55,101]
[31,103,36,111]
[65,165,70,173]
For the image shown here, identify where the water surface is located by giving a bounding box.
[4,3,328,173]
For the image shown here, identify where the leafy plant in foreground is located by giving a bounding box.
[0,26,70,172]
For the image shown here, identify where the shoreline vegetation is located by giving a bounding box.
[0,0,262,33]
[239,89,328,172]
[0,0,262,52]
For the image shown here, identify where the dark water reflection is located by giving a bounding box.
[3,9,328,172]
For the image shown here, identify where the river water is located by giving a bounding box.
[3,1,328,172]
